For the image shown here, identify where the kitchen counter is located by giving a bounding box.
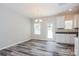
[56,29,78,37]
[56,29,78,32]
[55,29,78,44]
[56,32,77,34]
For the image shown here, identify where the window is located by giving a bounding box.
[34,23,40,34]
[65,20,73,29]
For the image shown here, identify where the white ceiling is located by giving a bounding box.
[1,3,78,18]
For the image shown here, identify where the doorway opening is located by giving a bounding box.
[47,23,53,39]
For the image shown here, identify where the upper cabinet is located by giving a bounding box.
[73,15,79,28]
[78,15,79,28]
[56,16,65,28]
[77,15,79,28]
[56,14,79,29]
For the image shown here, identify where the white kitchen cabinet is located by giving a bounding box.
[65,34,71,44]
[56,16,65,28]
[73,15,78,28]
[78,15,79,28]
[55,34,66,43]
[65,34,76,44]
[56,15,79,29]
[75,38,79,56]
[56,34,76,44]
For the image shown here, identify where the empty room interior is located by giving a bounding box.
[0,3,79,56]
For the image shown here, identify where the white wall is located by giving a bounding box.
[0,5,31,50]
[31,17,56,40]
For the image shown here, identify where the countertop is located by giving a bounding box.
[56,29,78,33]
[56,29,78,36]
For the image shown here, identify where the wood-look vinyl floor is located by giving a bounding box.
[0,39,74,56]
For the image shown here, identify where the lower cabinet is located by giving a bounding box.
[55,34,76,44]
[75,38,79,56]
[55,34,66,43]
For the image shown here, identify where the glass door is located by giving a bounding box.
[47,23,53,39]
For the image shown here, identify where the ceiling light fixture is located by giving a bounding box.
[39,19,43,22]
[35,19,38,22]
[35,19,43,23]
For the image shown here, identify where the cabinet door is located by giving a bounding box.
[55,34,66,43]
[65,34,71,44]
[78,15,79,28]
[56,16,65,28]
[65,34,76,44]
[73,15,78,28]
[75,38,79,56]
[70,34,76,44]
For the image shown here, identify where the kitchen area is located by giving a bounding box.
[55,5,79,55]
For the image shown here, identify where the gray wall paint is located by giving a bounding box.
[0,5,31,50]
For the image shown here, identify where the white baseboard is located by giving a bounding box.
[0,36,31,50]
[32,38,46,40]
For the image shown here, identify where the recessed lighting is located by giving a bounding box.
[69,9,72,11]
